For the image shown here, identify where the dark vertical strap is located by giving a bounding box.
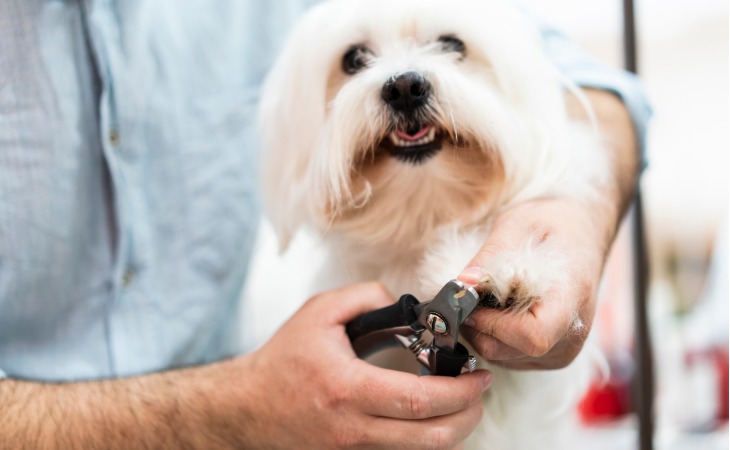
[623,0,638,73]
[622,1,654,449]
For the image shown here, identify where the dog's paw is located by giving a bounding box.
[476,241,567,311]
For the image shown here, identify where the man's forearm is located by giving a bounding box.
[497,88,640,270]
[459,87,643,368]
[0,358,253,449]
[568,88,640,246]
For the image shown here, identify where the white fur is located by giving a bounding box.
[257,0,608,448]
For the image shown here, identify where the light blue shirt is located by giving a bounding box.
[0,1,650,381]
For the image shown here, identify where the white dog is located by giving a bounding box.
[257,0,608,448]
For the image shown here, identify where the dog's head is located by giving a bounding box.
[260,0,573,251]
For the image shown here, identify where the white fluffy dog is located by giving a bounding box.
[258,0,607,447]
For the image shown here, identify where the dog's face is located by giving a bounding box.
[260,0,570,251]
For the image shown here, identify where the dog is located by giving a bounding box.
[257,0,608,447]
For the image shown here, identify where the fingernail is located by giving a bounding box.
[464,317,476,328]
[459,266,484,284]
[481,373,493,391]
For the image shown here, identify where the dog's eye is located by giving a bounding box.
[438,35,466,56]
[342,45,370,75]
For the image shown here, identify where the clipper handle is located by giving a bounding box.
[346,294,420,358]
[429,342,471,377]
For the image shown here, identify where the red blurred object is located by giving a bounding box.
[684,345,729,424]
[715,347,728,422]
[578,375,632,424]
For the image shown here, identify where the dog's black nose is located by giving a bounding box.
[381,72,431,112]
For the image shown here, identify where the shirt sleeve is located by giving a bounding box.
[538,21,653,165]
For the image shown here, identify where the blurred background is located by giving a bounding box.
[519,0,728,448]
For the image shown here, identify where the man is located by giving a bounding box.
[0,1,649,448]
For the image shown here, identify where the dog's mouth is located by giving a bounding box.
[384,124,443,164]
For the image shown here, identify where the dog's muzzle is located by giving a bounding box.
[381,72,442,164]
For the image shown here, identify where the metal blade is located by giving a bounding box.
[414,280,479,352]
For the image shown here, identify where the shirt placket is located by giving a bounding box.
[81,0,156,375]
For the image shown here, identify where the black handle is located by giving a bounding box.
[346,294,420,358]
[429,342,470,377]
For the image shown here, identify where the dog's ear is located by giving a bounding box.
[258,6,336,252]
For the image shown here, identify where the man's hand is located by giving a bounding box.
[457,198,607,369]
[456,89,639,370]
[236,282,491,449]
[0,283,491,450]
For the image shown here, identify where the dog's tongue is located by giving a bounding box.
[395,125,431,141]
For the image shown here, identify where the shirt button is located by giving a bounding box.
[122,268,135,287]
[109,129,120,147]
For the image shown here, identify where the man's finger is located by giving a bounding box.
[464,300,574,358]
[353,363,492,419]
[304,282,396,325]
[460,327,523,360]
[363,401,484,450]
